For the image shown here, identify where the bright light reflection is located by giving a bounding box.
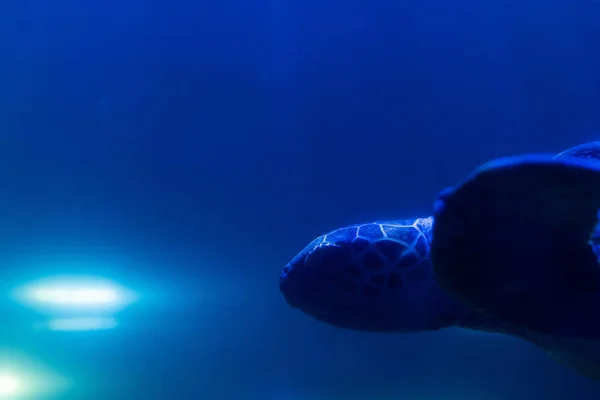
[0,352,70,399]
[47,317,117,332]
[13,276,136,313]
[31,286,120,306]
[0,374,21,396]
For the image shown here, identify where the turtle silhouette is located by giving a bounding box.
[279,141,600,380]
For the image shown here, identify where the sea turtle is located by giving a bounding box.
[279,141,600,380]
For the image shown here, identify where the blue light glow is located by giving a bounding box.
[13,276,137,314]
[46,317,118,332]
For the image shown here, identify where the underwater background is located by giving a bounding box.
[0,0,599,399]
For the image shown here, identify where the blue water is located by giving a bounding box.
[0,0,599,399]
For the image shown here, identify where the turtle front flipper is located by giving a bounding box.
[430,155,600,336]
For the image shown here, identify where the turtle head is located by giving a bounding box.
[279,219,458,332]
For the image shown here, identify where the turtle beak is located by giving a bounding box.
[279,266,305,308]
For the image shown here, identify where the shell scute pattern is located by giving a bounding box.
[381,224,419,244]
[397,252,420,270]
[324,226,358,244]
[351,237,371,252]
[279,218,433,304]
[338,218,433,299]
[279,217,443,332]
[358,223,385,240]
[414,235,429,258]
[375,240,405,262]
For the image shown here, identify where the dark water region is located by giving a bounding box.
[0,0,599,398]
